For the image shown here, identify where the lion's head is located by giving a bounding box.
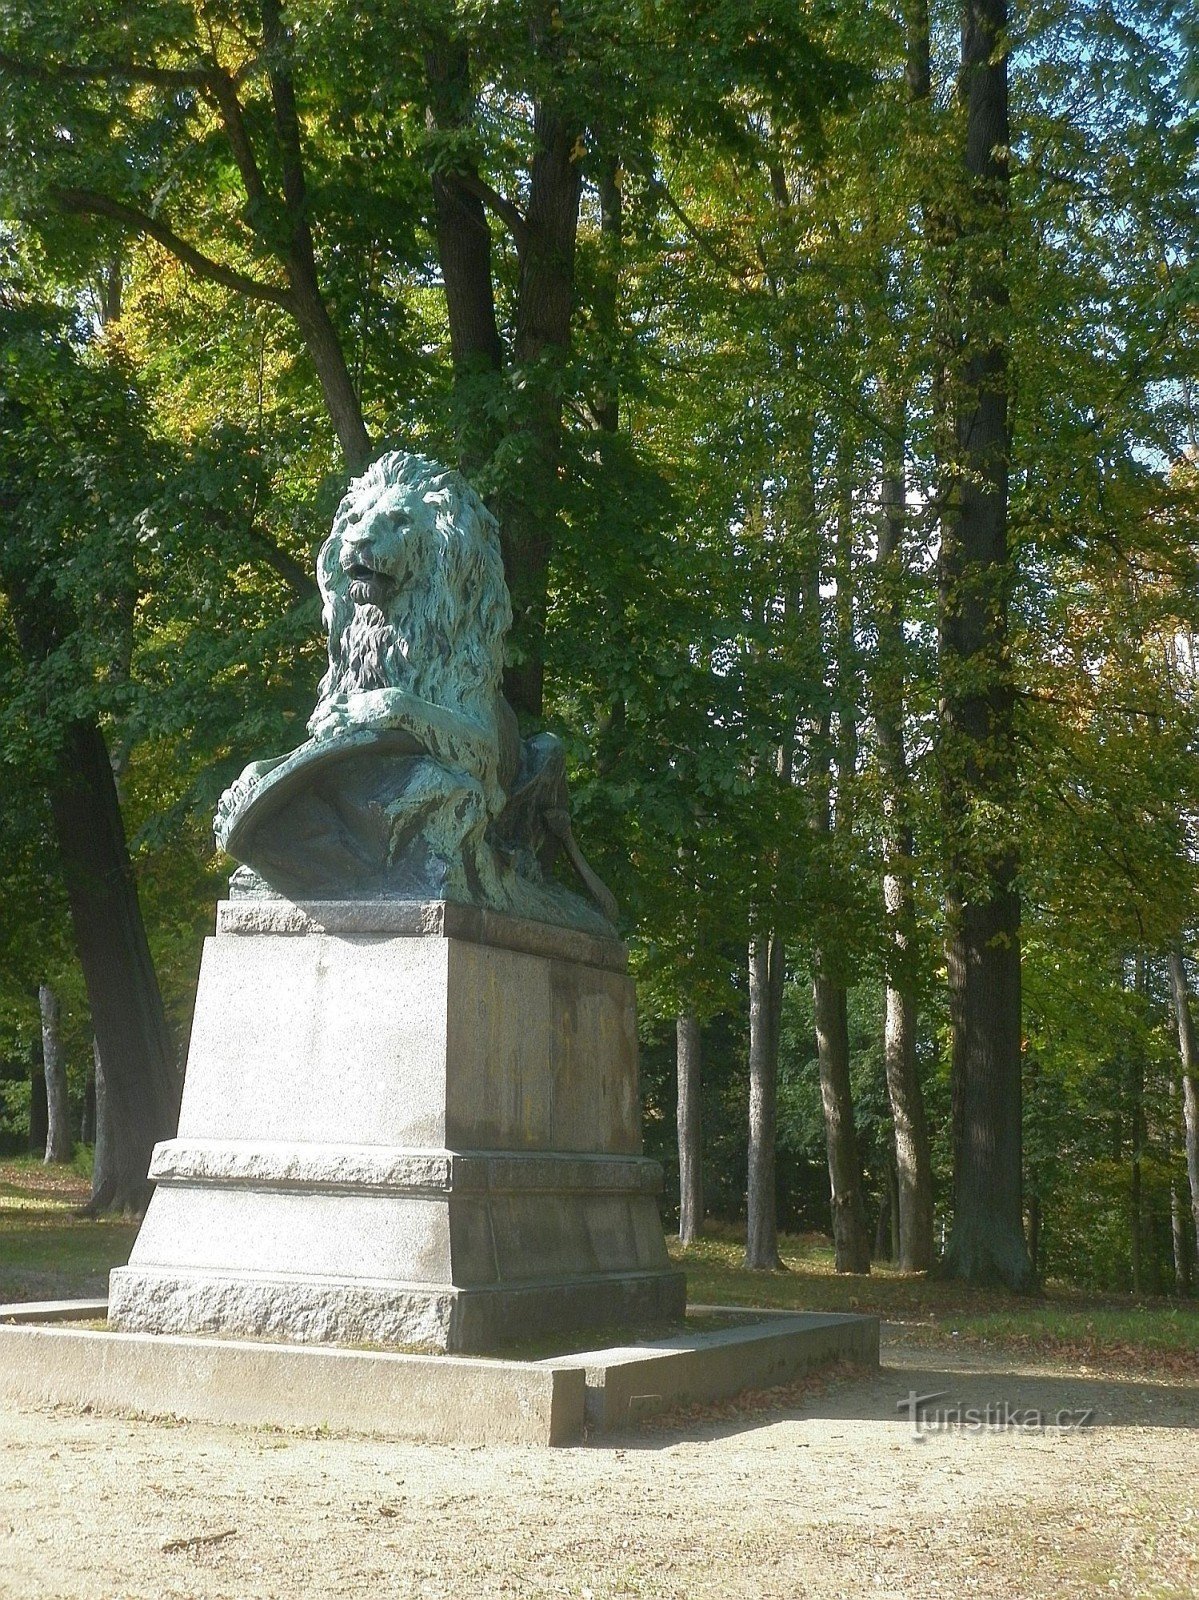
[313,451,511,724]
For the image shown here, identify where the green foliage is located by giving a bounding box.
[0,0,1196,1293]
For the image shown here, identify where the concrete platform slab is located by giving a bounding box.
[0,1299,109,1324]
[546,1309,881,1430]
[0,1301,878,1445]
[0,1316,583,1446]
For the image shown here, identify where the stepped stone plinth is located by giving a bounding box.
[109,898,685,1353]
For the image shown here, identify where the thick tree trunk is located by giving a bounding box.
[28,1042,48,1155]
[89,1036,113,1212]
[746,935,785,1269]
[39,983,70,1163]
[676,1011,704,1245]
[502,96,582,719]
[904,0,932,99]
[812,970,872,1273]
[424,39,506,405]
[81,1059,96,1146]
[1167,949,1199,1270]
[937,0,1033,1290]
[46,721,179,1214]
[421,14,587,718]
[875,420,934,1273]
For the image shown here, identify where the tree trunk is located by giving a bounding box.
[1167,948,1199,1271]
[81,1057,96,1145]
[1026,1191,1041,1277]
[746,935,785,1269]
[812,970,872,1273]
[28,1043,48,1155]
[424,39,506,412]
[89,1036,113,1212]
[937,0,1033,1290]
[1129,1010,1146,1295]
[808,454,872,1276]
[885,980,933,1270]
[871,0,935,1273]
[875,412,935,1272]
[3,423,179,1216]
[501,93,582,719]
[45,721,180,1214]
[287,280,371,473]
[422,13,584,719]
[874,1161,896,1261]
[676,1011,704,1245]
[39,983,70,1163]
[1171,1183,1192,1298]
[260,0,371,474]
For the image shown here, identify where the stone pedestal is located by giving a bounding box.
[109,899,685,1353]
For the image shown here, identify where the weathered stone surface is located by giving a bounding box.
[168,925,640,1154]
[0,1321,585,1445]
[109,1269,457,1349]
[110,909,685,1352]
[147,1141,663,1195]
[108,1268,686,1355]
[549,1310,882,1430]
[0,1305,877,1444]
[215,896,629,974]
[0,1299,109,1324]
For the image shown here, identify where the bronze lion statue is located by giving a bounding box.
[215,451,616,934]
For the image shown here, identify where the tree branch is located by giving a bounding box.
[51,188,293,306]
[452,170,529,254]
[647,177,752,283]
[0,47,211,91]
[203,72,274,219]
[241,522,318,603]
[260,0,312,262]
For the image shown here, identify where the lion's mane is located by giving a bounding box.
[314,451,511,726]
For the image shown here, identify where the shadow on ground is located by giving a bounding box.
[617,1336,1199,1449]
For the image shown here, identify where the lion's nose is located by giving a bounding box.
[340,527,375,563]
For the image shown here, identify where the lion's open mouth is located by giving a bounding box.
[344,563,396,608]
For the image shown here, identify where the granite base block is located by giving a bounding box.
[111,900,684,1353]
[108,1265,687,1354]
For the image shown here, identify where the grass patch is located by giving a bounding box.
[670,1223,1199,1376]
[0,1159,137,1302]
[672,1225,1015,1321]
[938,1306,1199,1374]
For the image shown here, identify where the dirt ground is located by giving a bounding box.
[0,1331,1195,1600]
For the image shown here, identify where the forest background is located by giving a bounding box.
[1,0,1197,1296]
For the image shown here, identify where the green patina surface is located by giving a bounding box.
[214,452,615,936]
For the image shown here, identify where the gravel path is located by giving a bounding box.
[1,1332,1195,1600]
